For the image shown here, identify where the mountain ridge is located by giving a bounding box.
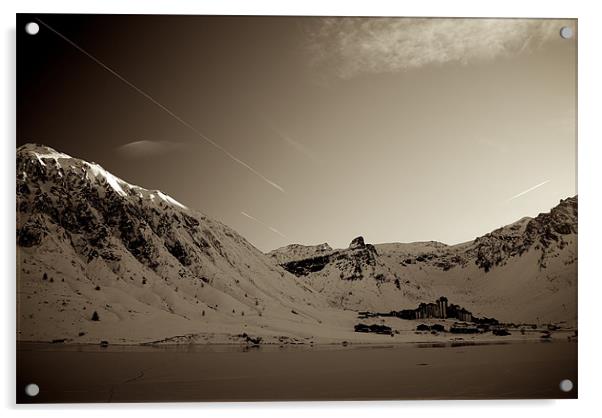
[269,197,577,323]
[16,143,358,344]
[16,143,577,344]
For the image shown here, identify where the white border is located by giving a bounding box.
[2,1,600,416]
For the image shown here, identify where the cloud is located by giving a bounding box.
[307,18,564,78]
[116,140,188,158]
[241,211,288,238]
[507,180,551,202]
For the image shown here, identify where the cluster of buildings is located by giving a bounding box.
[356,296,505,335]
[395,297,473,322]
[359,296,484,323]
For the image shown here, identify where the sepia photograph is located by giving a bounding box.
[16,14,577,402]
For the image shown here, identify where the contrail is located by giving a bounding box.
[36,18,285,193]
[507,180,551,201]
[271,129,320,164]
[277,132,319,163]
[240,211,287,238]
[260,116,321,164]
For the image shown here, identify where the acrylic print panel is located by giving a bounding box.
[16,14,577,403]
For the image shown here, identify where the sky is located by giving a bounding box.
[17,15,577,252]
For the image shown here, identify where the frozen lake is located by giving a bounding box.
[17,340,577,403]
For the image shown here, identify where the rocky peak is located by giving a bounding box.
[17,143,62,155]
[16,144,204,271]
[349,236,366,250]
[468,196,577,271]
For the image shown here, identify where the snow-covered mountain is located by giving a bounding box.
[269,197,577,324]
[16,144,356,344]
[16,143,577,344]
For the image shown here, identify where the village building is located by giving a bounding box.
[457,308,472,322]
[437,296,448,318]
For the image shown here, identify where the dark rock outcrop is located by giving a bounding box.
[281,254,331,276]
[349,236,366,250]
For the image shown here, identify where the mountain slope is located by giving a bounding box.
[269,197,577,324]
[16,144,356,344]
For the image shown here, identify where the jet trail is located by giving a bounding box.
[36,18,284,193]
[507,180,551,201]
[261,117,321,164]
[240,211,287,238]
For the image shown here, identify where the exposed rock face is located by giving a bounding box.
[270,236,380,281]
[335,237,379,281]
[349,236,365,250]
[279,254,332,277]
[468,197,577,272]
[380,197,578,274]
